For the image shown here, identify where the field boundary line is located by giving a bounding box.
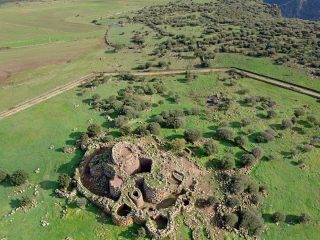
[0,67,319,120]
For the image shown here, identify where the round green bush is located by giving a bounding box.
[10,170,29,186]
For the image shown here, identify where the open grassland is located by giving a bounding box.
[0,0,170,112]
[0,73,319,239]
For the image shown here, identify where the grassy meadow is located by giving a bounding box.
[0,73,319,239]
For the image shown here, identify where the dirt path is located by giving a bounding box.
[0,67,319,120]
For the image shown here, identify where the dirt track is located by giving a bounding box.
[0,68,319,120]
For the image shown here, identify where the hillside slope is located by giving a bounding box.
[265,0,320,20]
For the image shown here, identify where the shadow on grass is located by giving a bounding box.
[262,213,273,223]
[10,198,20,209]
[39,180,59,191]
[58,149,84,175]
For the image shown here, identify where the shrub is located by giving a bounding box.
[241,118,251,127]
[114,116,128,128]
[239,208,264,236]
[250,193,263,204]
[271,212,285,223]
[240,154,256,167]
[0,169,8,183]
[299,213,311,224]
[252,147,264,160]
[19,196,32,207]
[134,227,147,238]
[184,129,201,143]
[204,141,218,155]
[135,124,150,136]
[219,157,235,170]
[170,139,186,152]
[256,130,275,143]
[87,124,102,137]
[234,136,247,147]
[148,122,161,135]
[120,125,131,136]
[307,115,317,123]
[10,170,29,186]
[230,175,248,194]
[207,196,218,205]
[294,108,305,118]
[226,195,240,208]
[282,119,294,129]
[58,173,71,190]
[302,144,313,152]
[76,197,88,209]
[247,180,259,194]
[224,213,239,227]
[267,110,277,119]
[216,127,234,141]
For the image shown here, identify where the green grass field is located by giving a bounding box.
[0,73,319,239]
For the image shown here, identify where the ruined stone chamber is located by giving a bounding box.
[75,140,203,239]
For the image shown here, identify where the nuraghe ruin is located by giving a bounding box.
[74,140,205,238]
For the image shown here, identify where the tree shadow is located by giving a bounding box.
[298,120,312,129]
[165,134,183,141]
[285,214,300,225]
[269,123,282,131]
[10,198,20,209]
[177,78,187,84]
[292,127,305,135]
[262,213,273,223]
[280,151,293,159]
[57,149,84,175]
[256,113,267,119]
[230,121,241,128]
[39,180,59,191]
[190,146,206,158]
[205,158,220,169]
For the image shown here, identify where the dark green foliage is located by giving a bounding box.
[134,227,147,238]
[19,196,32,207]
[170,139,186,152]
[256,130,275,143]
[87,124,102,137]
[271,212,286,223]
[216,127,234,141]
[234,136,247,147]
[184,129,201,143]
[10,170,29,186]
[294,108,305,118]
[239,208,264,236]
[148,122,161,135]
[76,197,88,209]
[240,154,256,167]
[114,116,128,128]
[219,157,235,170]
[252,147,264,160]
[120,125,131,136]
[229,175,249,194]
[157,110,186,129]
[267,110,277,119]
[302,144,313,152]
[135,124,150,136]
[58,173,71,189]
[226,195,240,208]
[204,140,218,155]
[247,180,259,194]
[207,196,218,205]
[299,213,311,224]
[223,213,239,227]
[0,169,8,183]
[241,118,251,127]
[250,193,263,205]
[282,119,294,129]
